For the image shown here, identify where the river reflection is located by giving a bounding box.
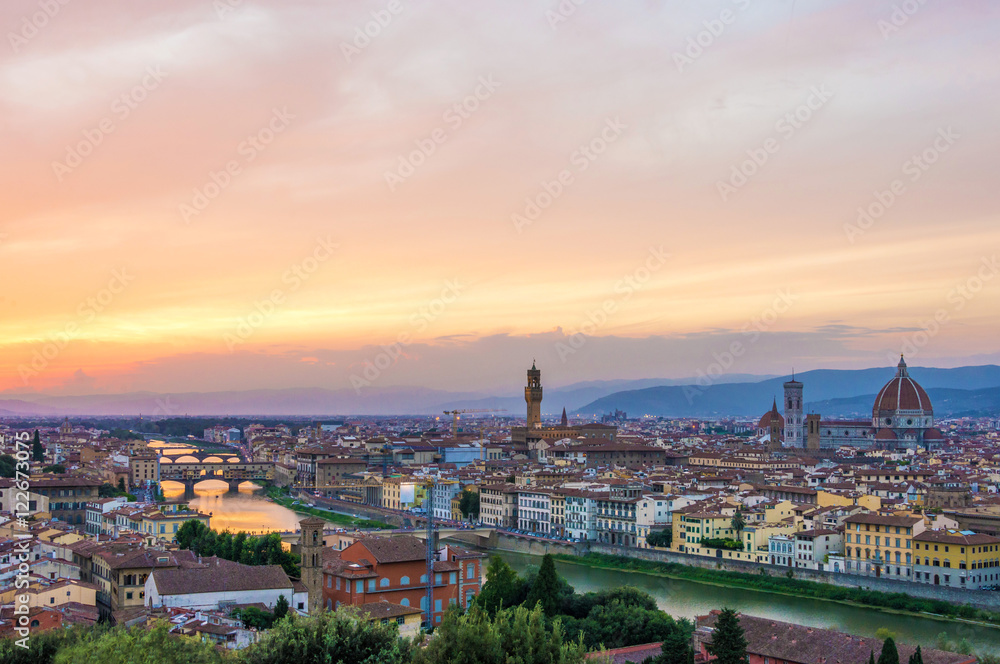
[498,551,1000,655]
[161,481,301,534]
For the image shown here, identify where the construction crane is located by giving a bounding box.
[423,476,436,629]
[441,408,507,437]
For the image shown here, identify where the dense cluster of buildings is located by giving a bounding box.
[2,359,1000,652]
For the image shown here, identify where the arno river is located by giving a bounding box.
[166,483,1000,655]
[500,551,1000,655]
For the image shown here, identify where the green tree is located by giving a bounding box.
[907,646,924,664]
[730,508,746,538]
[477,555,524,613]
[0,624,95,664]
[32,430,44,463]
[413,603,586,664]
[274,594,289,621]
[525,554,562,617]
[42,464,66,474]
[175,519,210,550]
[653,621,695,664]
[706,608,747,664]
[233,606,276,630]
[646,529,672,548]
[877,637,899,664]
[875,628,896,641]
[562,586,658,619]
[459,489,480,520]
[564,600,685,650]
[0,454,19,478]
[117,477,127,494]
[869,652,875,664]
[240,608,411,664]
[53,622,222,664]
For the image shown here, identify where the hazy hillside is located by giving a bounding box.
[574,365,1000,418]
[4,365,999,418]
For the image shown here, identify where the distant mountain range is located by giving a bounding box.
[573,365,1000,419]
[2,366,999,419]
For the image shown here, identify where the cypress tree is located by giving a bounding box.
[877,637,900,664]
[32,430,44,463]
[525,554,560,617]
[705,608,748,664]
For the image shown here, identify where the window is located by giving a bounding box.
[336,577,341,590]
[401,576,410,585]
[400,598,410,607]
[435,573,442,584]
[435,599,442,612]
[380,578,390,588]
[467,565,475,580]
[355,580,363,593]
[449,572,457,584]
[368,579,375,592]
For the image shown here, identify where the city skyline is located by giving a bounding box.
[3,0,999,395]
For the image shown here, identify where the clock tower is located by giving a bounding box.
[525,362,543,429]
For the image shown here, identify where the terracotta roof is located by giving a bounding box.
[914,530,1000,546]
[844,513,921,527]
[151,558,291,596]
[354,601,423,620]
[873,356,933,415]
[699,613,974,664]
[353,536,426,564]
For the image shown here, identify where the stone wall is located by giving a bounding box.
[588,543,1000,610]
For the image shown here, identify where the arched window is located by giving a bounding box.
[420,574,428,583]
[326,598,332,610]
[400,576,410,585]
[400,598,409,607]
[380,578,389,588]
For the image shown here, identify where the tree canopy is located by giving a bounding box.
[413,603,586,664]
[240,609,412,664]
[52,622,222,664]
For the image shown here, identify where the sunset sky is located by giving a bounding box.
[1,0,998,396]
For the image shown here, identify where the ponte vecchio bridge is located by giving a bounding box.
[155,449,274,495]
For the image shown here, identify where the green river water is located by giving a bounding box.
[498,550,1000,656]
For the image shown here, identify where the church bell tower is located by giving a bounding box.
[299,516,325,614]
